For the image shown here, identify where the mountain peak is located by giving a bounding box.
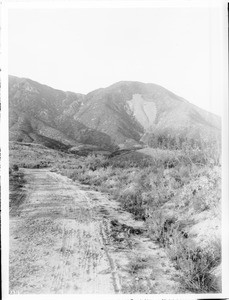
[9,75,220,151]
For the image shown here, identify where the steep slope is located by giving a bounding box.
[76,81,220,148]
[9,76,114,150]
[9,76,221,151]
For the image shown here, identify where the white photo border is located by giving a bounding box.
[1,1,228,300]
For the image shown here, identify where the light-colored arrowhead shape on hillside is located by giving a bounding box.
[9,76,221,151]
[127,94,157,129]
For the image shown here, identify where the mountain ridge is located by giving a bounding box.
[9,75,221,152]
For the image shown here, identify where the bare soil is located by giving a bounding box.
[10,169,183,294]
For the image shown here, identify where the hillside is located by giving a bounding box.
[9,76,221,151]
[9,76,114,151]
[9,75,222,294]
[77,81,220,148]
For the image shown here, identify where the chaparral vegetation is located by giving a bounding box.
[9,132,221,293]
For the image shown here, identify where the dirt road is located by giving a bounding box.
[10,169,182,294]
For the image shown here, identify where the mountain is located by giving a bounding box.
[9,76,221,151]
[9,76,115,151]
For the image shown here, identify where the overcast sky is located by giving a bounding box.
[8,6,222,115]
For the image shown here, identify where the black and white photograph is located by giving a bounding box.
[1,0,228,298]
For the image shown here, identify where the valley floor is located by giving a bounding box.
[9,168,183,294]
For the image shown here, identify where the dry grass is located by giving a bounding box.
[167,237,221,293]
[9,139,221,293]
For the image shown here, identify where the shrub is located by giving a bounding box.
[177,166,221,212]
[147,207,221,293]
[128,256,150,275]
[146,211,187,246]
[12,164,19,171]
[118,184,147,220]
[83,154,109,171]
[146,210,167,242]
[9,170,27,214]
[167,240,221,293]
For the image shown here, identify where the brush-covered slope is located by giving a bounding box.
[77,81,220,148]
[9,76,114,150]
[9,76,221,151]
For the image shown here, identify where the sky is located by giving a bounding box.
[8,6,222,115]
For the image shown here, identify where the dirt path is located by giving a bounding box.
[10,169,182,294]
